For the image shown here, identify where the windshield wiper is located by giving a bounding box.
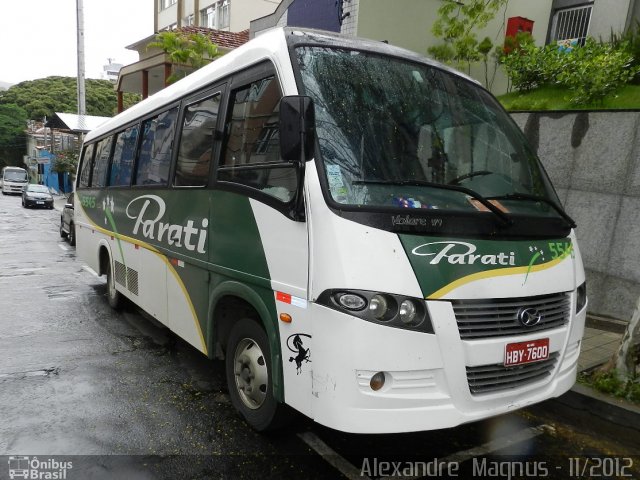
[352,179,513,226]
[487,193,576,229]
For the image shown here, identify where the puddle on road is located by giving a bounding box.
[43,285,77,300]
[0,268,46,279]
[0,367,60,380]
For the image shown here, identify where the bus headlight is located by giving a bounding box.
[369,294,390,320]
[320,289,433,333]
[399,299,417,325]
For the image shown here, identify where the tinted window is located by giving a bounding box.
[135,107,179,186]
[219,77,296,202]
[110,125,139,186]
[78,143,95,188]
[175,94,220,187]
[92,137,113,188]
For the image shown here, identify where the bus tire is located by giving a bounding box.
[106,256,123,310]
[225,318,289,432]
[68,224,76,246]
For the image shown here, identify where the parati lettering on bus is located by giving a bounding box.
[412,241,516,266]
[125,194,208,253]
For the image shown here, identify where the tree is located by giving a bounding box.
[148,31,221,84]
[51,150,79,177]
[428,0,508,79]
[0,77,140,120]
[0,103,28,169]
[51,150,79,194]
[477,36,495,88]
[601,296,639,381]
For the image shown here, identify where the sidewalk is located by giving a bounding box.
[53,193,69,212]
[578,323,624,372]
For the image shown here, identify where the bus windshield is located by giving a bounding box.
[4,169,28,182]
[294,46,561,219]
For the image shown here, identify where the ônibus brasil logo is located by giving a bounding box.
[8,456,73,479]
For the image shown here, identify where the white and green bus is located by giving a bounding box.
[75,28,586,433]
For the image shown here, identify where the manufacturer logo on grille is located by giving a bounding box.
[517,307,543,327]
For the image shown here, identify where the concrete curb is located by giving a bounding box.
[565,383,640,429]
[542,383,640,446]
[587,314,629,334]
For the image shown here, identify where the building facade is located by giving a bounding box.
[155,0,277,32]
[251,0,640,94]
[116,0,276,108]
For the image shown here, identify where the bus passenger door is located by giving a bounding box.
[216,68,313,418]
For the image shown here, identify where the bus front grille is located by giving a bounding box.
[452,293,570,340]
[466,353,559,395]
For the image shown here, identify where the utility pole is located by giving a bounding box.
[76,0,86,116]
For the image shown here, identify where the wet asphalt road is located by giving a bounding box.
[0,192,638,480]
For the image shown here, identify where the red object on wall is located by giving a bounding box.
[506,16,534,39]
[504,16,534,53]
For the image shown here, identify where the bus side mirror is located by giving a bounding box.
[280,95,315,162]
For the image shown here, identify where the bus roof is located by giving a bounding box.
[85,27,479,144]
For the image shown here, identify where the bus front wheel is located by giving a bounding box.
[225,318,290,432]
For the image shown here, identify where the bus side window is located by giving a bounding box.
[134,107,179,186]
[91,137,114,188]
[110,125,139,187]
[219,76,297,203]
[78,143,95,188]
[174,93,220,187]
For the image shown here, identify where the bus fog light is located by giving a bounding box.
[370,372,386,391]
[369,295,388,320]
[336,292,366,311]
[399,299,417,324]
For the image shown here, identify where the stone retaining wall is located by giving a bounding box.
[512,111,640,322]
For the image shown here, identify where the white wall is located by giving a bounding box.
[157,0,277,31]
[590,0,632,39]
[158,3,179,29]
[230,0,279,32]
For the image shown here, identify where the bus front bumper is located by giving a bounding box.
[308,301,585,434]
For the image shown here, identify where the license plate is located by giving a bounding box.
[37,201,44,204]
[504,338,549,367]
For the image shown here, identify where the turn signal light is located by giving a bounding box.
[370,372,386,391]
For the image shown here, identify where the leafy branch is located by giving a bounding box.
[428,0,508,81]
[148,31,221,84]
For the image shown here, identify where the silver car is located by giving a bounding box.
[22,184,54,209]
[59,192,76,246]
